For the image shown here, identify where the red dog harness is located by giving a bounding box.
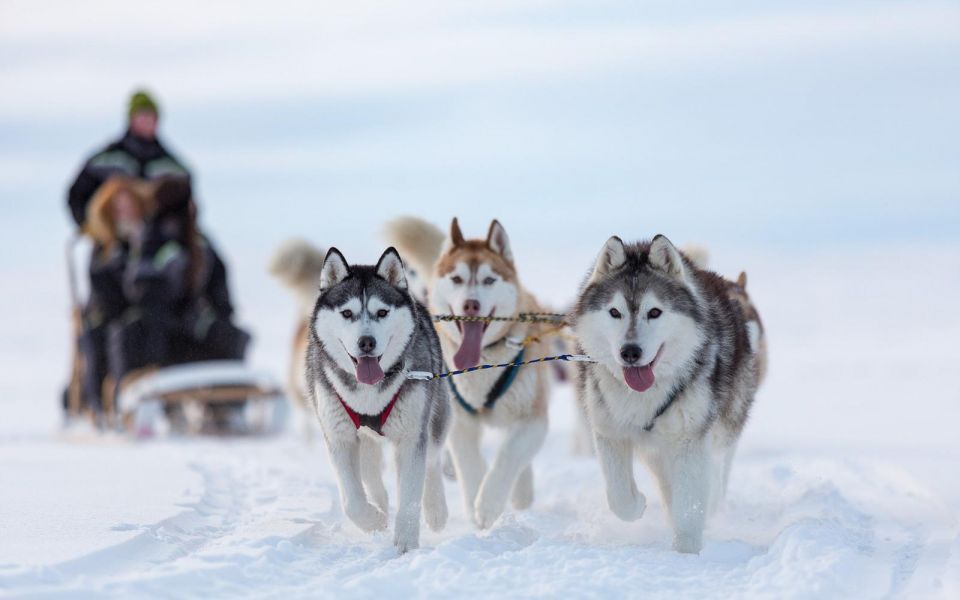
[338,388,401,436]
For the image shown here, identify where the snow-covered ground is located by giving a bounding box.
[1,244,958,598]
[1,417,957,599]
[2,1,960,597]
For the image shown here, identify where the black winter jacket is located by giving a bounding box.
[67,130,191,226]
[125,233,236,324]
[84,245,130,330]
[85,233,235,341]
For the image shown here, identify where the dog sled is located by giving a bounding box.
[115,360,286,437]
[64,234,286,437]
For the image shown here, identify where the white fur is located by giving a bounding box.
[440,325,549,528]
[649,235,687,280]
[314,381,447,552]
[376,249,408,290]
[576,291,704,375]
[311,249,448,553]
[382,217,552,529]
[588,236,627,285]
[575,237,750,553]
[486,220,514,264]
[471,417,547,528]
[746,321,761,353]
[313,298,414,415]
[581,359,719,553]
[429,222,549,529]
[320,251,350,291]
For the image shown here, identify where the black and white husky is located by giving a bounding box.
[573,235,759,554]
[306,247,449,553]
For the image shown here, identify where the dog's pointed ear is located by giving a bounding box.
[649,235,686,280]
[737,271,748,289]
[486,219,513,264]
[450,217,466,247]
[587,236,627,285]
[375,247,408,290]
[320,247,350,291]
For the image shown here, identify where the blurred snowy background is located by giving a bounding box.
[1,1,958,596]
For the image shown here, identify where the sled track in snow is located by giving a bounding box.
[1,459,255,594]
[1,439,957,598]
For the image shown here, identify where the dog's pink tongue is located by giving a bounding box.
[623,365,656,392]
[453,322,484,369]
[355,356,385,385]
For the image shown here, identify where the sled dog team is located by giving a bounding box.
[271,217,766,554]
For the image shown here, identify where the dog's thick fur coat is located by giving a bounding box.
[385,217,551,528]
[573,235,760,553]
[306,247,449,553]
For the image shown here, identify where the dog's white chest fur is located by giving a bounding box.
[586,364,710,443]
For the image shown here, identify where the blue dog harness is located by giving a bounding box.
[448,348,525,415]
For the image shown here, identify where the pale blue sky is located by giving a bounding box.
[2,1,958,264]
[1,0,958,279]
[1,0,958,432]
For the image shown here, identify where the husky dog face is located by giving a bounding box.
[574,235,705,393]
[431,218,520,369]
[313,247,416,386]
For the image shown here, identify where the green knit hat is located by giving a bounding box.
[128,90,159,120]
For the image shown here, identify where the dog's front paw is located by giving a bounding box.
[393,520,420,554]
[344,500,387,532]
[393,533,419,554]
[369,488,389,516]
[672,531,703,554]
[607,487,646,522]
[473,487,507,530]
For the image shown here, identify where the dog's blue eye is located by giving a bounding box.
[377,309,389,318]
[341,310,353,319]
[648,308,662,319]
[483,277,496,285]
[609,308,622,319]
[451,276,463,285]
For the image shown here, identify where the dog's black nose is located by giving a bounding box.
[620,344,642,365]
[358,336,377,355]
[463,299,481,316]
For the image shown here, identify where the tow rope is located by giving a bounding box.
[432,312,569,326]
[406,352,594,381]
[448,348,525,415]
[335,309,681,430]
[337,313,577,429]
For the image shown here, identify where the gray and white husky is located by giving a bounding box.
[573,235,759,554]
[306,247,449,553]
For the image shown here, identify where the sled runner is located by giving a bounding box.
[64,234,86,421]
[114,360,285,437]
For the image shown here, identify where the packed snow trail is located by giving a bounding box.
[2,246,959,598]
[2,236,959,599]
[1,401,957,598]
